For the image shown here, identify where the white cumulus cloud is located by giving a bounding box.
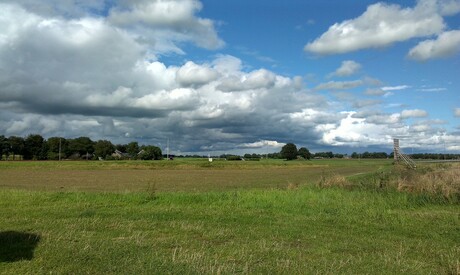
[176,61,220,87]
[319,112,395,147]
[382,85,411,91]
[217,69,277,92]
[330,60,362,77]
[240,140,285,149]
[401,109,429,118]
[315,80,363,90]
[364,88,386,96]
[455,108,460,117]
[408,30,460,60]
[305,1,446,55]
[432,0,460,16]
[108,0,224,52]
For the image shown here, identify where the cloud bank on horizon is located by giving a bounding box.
[0,0,459,154]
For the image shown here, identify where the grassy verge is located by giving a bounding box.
[1,186,459,274]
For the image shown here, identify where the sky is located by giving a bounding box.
[0,0,459,155]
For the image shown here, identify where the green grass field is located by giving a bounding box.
[0,159,459,274]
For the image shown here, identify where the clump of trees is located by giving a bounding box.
[243,153,261,161]
[280,143,311,160]
[0,134,162,161]
[226,155,243,161]
[137,145,163,160]
[313,152,334,158]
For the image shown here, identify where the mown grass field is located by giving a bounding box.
[0,159,459,274]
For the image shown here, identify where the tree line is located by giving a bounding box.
[269,144,460,161]
[0,134,162,160]
[279,143,312,160]
[409,153,460,160]
[2,135,458,161]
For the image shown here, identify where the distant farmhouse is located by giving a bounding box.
[112,150,131,159]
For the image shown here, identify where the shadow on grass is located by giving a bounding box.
[0,231,41,262]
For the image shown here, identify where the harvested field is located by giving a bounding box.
[0,159,388,192]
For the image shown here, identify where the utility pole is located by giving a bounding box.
[59,137,62,161]
[167,139,169,160]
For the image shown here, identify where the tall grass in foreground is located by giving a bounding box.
[1,182,459,274]
[328,163,460,203]
[395,164,460,201]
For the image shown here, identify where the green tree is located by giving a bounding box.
[315,152,333,158]
[115,144,127,153]
[138,145,162,160]
[8,136,25,160]
[126,141,140,158]
[0,135,9,160]
[47,137,68,160]
[298,147,311,160]
[281,143,298,160]
[68,137,94,156]
[94,140,115,159]
[24,134,46,160]
[267,152,282,159]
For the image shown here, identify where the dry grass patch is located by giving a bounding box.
[319,163,460,202]
[396,163,460,201]
[316,171,352,189]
